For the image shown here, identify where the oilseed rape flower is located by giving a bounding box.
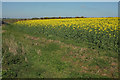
[15,17,118,52]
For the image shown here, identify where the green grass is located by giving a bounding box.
[2,24,118,78]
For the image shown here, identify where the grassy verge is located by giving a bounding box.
[2,24,118,78]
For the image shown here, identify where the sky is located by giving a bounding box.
[1,0,120,2]
[2,2,118,18]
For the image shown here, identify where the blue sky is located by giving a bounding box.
[1,0,120,2]
[2,2,118,18]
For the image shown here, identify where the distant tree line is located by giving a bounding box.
[2,16,86,21]
[31,16,86,20]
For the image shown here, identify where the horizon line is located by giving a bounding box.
[2,16,118,19]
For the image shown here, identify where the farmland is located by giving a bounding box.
[15,17,118,51]
[2,17,119,78]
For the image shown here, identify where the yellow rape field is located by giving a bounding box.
[15,17,118,51]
